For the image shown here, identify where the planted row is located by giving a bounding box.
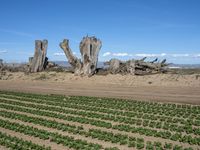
[1,92,200,120]
[1,91,200,117]
[0,110,148,148]
[0,108,200,146]
[1,95,199,127]
[0,118,104,150]
[0,111,194,150]
[0,131,51,150]
[1,99,199,135]
[0,103,113,128]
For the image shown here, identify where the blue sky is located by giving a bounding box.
[0,0,200,64]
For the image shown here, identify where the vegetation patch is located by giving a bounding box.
[0,90,199,150]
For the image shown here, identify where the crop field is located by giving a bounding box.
[0,91,199,150]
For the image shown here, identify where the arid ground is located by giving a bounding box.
[1,71,200,150]
[0,71,200,105]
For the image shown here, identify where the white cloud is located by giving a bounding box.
[54,51,200,59]
[193,54,200,57]
[103,52,129,57]
[0,50,7,54]
[103,52,111,57]
[171,54,189,57]
[113,53,128,57]
[53,52,76,56]
[102,52,167,57]
[135,53,166,57]
[160,53,167,56]
[135,54,154,57]
[54,52,65,56]
[134,53,194,58]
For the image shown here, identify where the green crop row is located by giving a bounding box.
[1,90,199,113]
[0,109,147,148]
[0,106,200,146]
[1,94,200,127]
[1,91,200,120]
[0,118,104,150]
[1,99,200,135]
[0,131,51,150]
[0,111,194,150]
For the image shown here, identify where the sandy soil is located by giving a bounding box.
[0,146,9,150]
[0,71,200,104]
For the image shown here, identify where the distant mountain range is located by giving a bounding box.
[54,61,106,68]
[168,64,200,69]
[54,61,200,69]
[3,61,200,69]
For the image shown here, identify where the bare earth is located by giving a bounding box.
[0,71,200,104]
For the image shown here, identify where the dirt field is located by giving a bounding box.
[0,72,200,150]
[0,71,200,104]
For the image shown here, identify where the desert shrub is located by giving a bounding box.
[35,73,49,80]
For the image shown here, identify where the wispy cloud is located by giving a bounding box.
[0,29,34,37]
[102,52,200,58]
[135,53,200,58]
[103,52,111,57]
[53,52,77,56]
[113,53,128,57]
[0,50,7,54]
[194,54,200,57]
[103,52,129,57]
[171,54,189,57]
[135,53,166,57]
[54,52,65,56]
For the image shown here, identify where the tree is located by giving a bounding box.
[60,36,102,76]
[105,57,168,75]
[0,59,3,70]
[29,40,48,73]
